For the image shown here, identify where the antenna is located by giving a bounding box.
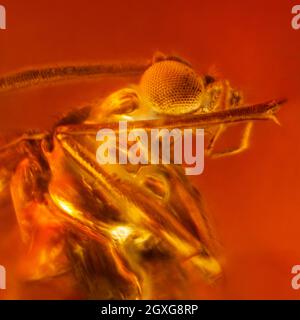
[0,62,149,93]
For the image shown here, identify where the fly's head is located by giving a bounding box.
[87,55,242,124]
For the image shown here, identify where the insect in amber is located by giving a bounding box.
[0,53,285,299]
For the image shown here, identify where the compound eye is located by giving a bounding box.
[139,60,204,116]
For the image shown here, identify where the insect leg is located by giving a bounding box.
[54,99,285,138]
[209,121,254,158]
[203,80,245,156]
[205,125,226,156]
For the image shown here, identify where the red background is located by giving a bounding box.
[0,0,300,299]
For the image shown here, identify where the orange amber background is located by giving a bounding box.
[0,0,300,299]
